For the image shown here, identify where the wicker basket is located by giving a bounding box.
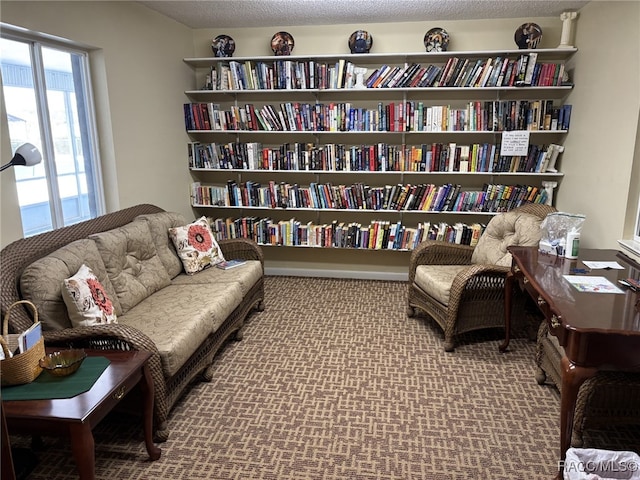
[0,300,45,386]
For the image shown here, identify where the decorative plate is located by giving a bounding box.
[211,34,236,57]
[514,23,542,49]
[271,31,295,56]
[349,30,373,54]
[424,27,449,52]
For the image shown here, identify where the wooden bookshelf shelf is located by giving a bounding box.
[183,48,575,250]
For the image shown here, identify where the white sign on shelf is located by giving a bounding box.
[500,131,530,156]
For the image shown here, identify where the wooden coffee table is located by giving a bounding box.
[3,349,161,479]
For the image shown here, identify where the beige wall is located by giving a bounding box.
[1,1,638,277]
[192,17,562,57]
[0,90,22,247]
[556,1,640,249]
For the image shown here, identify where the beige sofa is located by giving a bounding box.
[0,204,265,441]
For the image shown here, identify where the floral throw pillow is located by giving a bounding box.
[168,216,225,275]
[61,264,118,327]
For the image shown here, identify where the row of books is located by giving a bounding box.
[208,58,361,91]
[189,141,563,174]
[208,216,487,250]
[203,53,566,91]
[184,100,572,133]
[191,181,548,213]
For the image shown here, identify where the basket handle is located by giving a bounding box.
[0,336,12,357]
[2,300,39,336]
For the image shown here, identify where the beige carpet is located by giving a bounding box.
[10,276,640,479]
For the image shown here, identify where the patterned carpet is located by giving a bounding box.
[9,276,640,480]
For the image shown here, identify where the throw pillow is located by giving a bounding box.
[169,217,225,274]
[61,264,118,327]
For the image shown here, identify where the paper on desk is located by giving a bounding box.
[582,261,624,270]
[563,275,625,293]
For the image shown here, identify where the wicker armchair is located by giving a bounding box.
[536,321,640,446]
[407,203,556,351]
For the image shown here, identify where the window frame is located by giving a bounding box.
[1,24,105,235]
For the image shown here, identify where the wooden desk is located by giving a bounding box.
[504,247,640,478]
[3,349,161,479]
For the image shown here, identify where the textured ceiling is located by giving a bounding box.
[138,0,589,29]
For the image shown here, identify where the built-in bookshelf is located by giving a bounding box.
[183,48,575,252]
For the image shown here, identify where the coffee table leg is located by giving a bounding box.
[141,363,161,460]
[69,423,95,480]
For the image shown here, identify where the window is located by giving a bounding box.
[1,27,104,236]
[618,194,640,258]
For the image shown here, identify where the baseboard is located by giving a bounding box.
[265,266,408,282]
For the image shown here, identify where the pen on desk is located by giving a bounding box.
[619,280,638,291]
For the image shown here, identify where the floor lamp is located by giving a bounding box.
[1,143,42,172]
[0,142,43,480]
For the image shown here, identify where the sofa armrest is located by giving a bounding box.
[43,323,159,353]
[218,238,264,266]
[409,241,474,283]
[43,323,169,431]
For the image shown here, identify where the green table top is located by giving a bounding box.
[1,356,110,401]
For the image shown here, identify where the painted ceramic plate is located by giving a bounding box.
[514,23,542,49]
[349,30,373,54]
[271,31,295,56]
[211,34,235,57]
[424,27,449,52]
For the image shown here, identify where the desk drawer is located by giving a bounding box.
[523,282,567,344]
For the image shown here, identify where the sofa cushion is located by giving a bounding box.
[19,239,122,331]
[471,211,543,267]
[117,283,243,377]
[169,217,225,275]
[170,259,262,296]
[90,220,171,313]
[61,264,118,327]
[414,264,469,306]
[135,211,188,279]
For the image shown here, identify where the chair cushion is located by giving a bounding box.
[19,239,122,331]
[90,220,171,313]
[135,211,188,279]
[61,264,118,327]
[414,264,469,306]
[471,211,544,267]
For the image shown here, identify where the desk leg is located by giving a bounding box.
[69,423,95,480]
[556,356,597,479]
[141,363,161,461]
[499,271,515,352]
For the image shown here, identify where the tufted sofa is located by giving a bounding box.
[0,204,265,441]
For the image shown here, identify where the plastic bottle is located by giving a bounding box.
[565,229,580,259]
